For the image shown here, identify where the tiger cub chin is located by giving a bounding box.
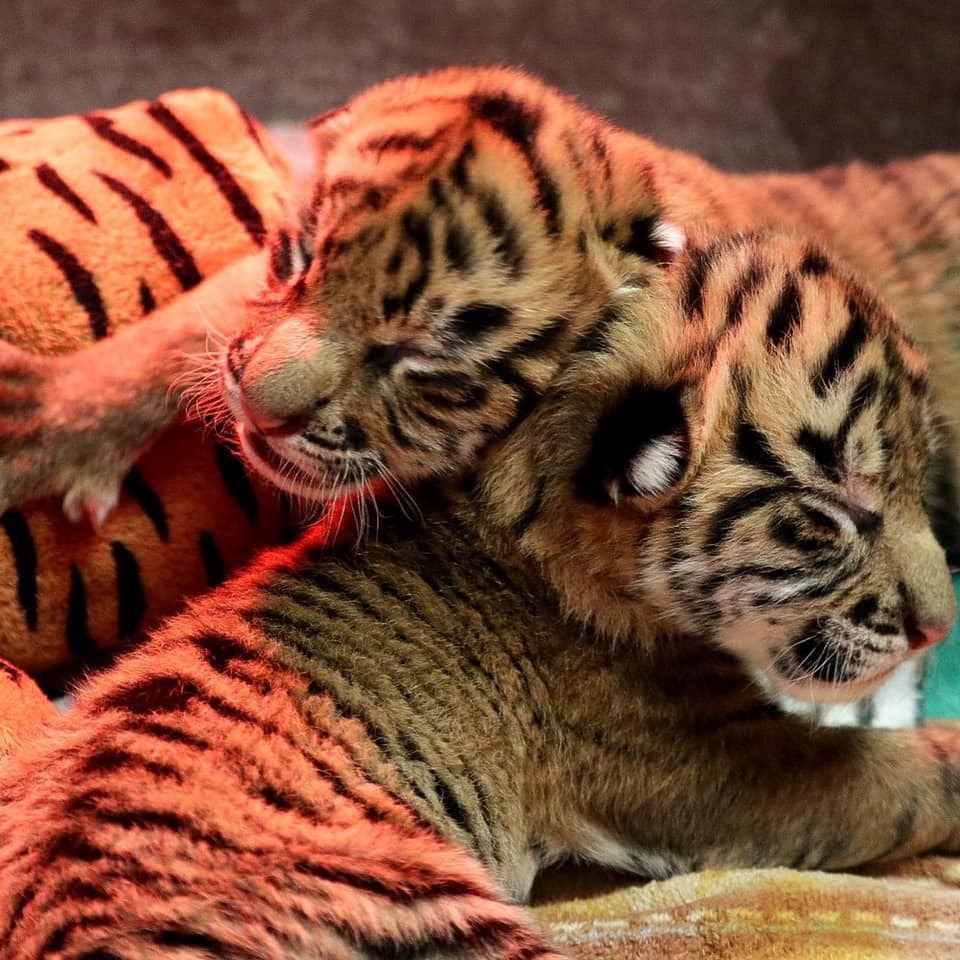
[1,232,960,958]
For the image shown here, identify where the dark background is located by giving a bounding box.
[2,0,958,172]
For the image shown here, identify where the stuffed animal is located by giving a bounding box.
[0,89,292,675]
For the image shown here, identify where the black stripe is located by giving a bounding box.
[487,359,540,423]
[270,229,293,281]
[444,219,474,274]
[0,157,9,172]
[573,305,618,353]
[382,397,433,451]
[122,467,169,540]
[362,130,446,153]
[479,191,524,275]
[705,486,784,553]
[682,246,712,321]
[147,100,267,246]
[28,228,109,339]
[0,661,21,685]
[766,277,802,349]
[736,421,792,479]
[431,770,475,839]
[292,856,484,902]
[199,531,226,587]
[238,106,268,155]
[95,171,202,291]
[138,278,156,314]
[1,510,38,630]
[531,164,562,236]
[84,114,172,177]
[769,516,825,552]
[842,370,881,430]
[214,442,259,523]
[124,718,212,751]
[96,673,261,727]
[620,214,662,261]
[153,931,226,952]
[450,140,475,191]
[81,746,181,780]
[34,164,97,223]
[812,301,869,395]
[796,426,842,481]
[799,247,831,276]
[443,303,511,343]
[470,92,541,149]
[110,541,147,637]
[403,209,432,263]
[429,177,449,208]
[399,268,428,317]
[468,92,560,235]
[725,261,767,329]
[508,316,567,359]
[512,478,545,537]
[193,631,259,673]
[66,564,96,659]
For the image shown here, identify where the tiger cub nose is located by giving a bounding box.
[905,616,952,651]
[238,390,310,438]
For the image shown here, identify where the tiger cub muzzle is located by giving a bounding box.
[221,320,382,502]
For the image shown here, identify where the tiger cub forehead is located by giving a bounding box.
[291,66,680,333]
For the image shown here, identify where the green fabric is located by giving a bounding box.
[923,574,960,719]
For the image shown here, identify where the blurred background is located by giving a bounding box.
[2,0,958,172]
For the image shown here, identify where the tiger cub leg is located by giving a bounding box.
[0,631,562,960]
[0,252,266,523]
[581,716,960,875]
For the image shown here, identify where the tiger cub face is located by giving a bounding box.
[212,69,681,502]
[478,233,956,704]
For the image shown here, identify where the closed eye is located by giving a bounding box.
[363,342,436,381]
[799,497,881,537]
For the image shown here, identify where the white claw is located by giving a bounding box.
[62,484,120,530]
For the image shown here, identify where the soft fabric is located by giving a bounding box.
[531,859,960,958]
[0,89,291,673]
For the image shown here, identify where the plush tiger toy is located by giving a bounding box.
[1,224,959,957]
[0,89,292,675]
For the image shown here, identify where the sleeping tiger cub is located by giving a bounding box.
[0,67,955,727]
[1,230,959,959]
[0,68,957,559]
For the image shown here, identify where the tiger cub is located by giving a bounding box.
[1,233,959,959]
[1,68,957,558]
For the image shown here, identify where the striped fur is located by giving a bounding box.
[1,418,959,957]
[0,90,292,672]
[471,229,954,707]
[1,68,957,687]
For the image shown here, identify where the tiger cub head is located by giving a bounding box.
[211,68,683,501]
[475,231,956,704]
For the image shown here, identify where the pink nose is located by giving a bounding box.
[239,394,307,438]
[906,617,953,651]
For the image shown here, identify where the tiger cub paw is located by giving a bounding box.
[0,341,129,526]
[918,724,960,852]
[61,482,122,530]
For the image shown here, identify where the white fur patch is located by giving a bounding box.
[652,220,686,256]
[625,433,684,496]
[556,819,686,881]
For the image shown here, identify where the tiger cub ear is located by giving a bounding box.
[603,216,686,268]
[576,383,691,507]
